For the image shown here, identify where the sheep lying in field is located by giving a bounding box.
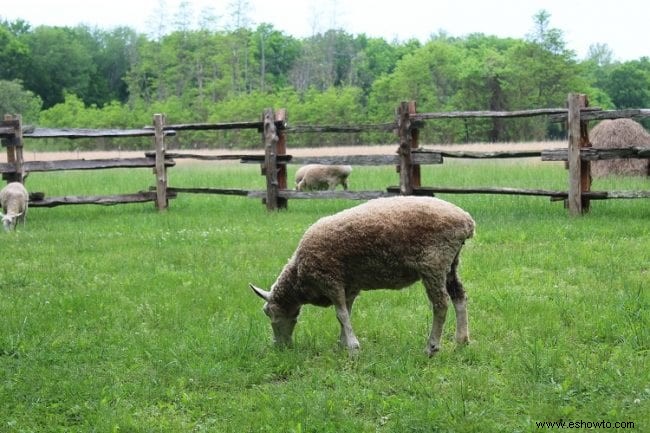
[0,182,29,232]
[250,196,475,356]
[295,164,352,191]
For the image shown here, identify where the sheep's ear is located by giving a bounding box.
[249,283,271,301]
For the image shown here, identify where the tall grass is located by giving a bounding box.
[1,161,648,432]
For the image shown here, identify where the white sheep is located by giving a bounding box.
[0,182,29,232]
[295,164,352,191]
[250,196,475,356]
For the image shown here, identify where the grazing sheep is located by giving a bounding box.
[0,182,29,232]
[250,196,475,356]
[295,164,352,191]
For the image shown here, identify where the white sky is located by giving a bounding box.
[1,0,648,61]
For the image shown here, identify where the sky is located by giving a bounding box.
[1,0,648,61]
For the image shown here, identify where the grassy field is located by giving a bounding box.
[1,159,648,432]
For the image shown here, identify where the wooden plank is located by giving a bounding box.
[0,157,173,174]
[248,190,396,200]
[287,123,396,133]
[3,114,25,183]
[435,150,542,159]
[384,186,650,201]
[386,186,569,198]
[168,187,250,196]
[147,152,259,161]
[579,95,592,213]
[549,108,650,122]
[275,109,288,209]
[541,148,572,161]
[397,101,414,195]
[0,126,14,137]
[541,147,650,161]
[578,109,650,121]
[262,108,279,211]
[24,128,176,139]
[29,192,161,207]
[599,190,650,199]
[410,101,421,188]
[285,153,442,166]
[153,120,287,132]
[412,108,573,121]
[567,93,585,215]
[153,113,167,210]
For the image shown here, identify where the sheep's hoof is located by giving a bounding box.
[339,338,360,353]
[347,346,360,357]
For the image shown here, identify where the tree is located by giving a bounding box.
[19,26,96,108]
[527,10,568,55]
[80,27,139,107]
[0,20,30,80]
[349,36,417,94]
[289,30,359,92]
[0,79,42,123]
[453,35,513,141]
[587,43,614,66]
[251,24,301,92]
[603,59,650,109]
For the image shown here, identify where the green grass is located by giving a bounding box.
[1,161,649,432]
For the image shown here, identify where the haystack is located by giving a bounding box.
[590,118,650,177]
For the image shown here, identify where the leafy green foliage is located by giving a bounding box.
[0,79,42,123]
[1,9,649,147]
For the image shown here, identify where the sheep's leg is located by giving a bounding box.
[423,272,448,356]
[446,252,470,344]
[338,296,357,345]
[333,293,360,352]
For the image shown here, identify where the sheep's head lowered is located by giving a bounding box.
[1,211,23,232]
[295,164,352,191]
[250,284,300,346]
[249,196,475,355]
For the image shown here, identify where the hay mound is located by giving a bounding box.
[590,118,650,177]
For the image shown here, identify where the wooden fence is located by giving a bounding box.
[0,113,176,209]
[1,93,649,215]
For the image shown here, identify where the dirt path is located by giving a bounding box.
[14,141,566,165]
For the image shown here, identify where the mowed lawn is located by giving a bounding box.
[0,158,648,432]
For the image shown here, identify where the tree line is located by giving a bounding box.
[1,9,649,149]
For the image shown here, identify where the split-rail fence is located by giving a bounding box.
[1,93,649,215]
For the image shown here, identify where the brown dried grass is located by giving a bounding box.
[590,118,650,177]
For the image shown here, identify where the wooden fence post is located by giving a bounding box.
[409,101,421,189]
[275,108,288,209]
[153,113,168,210]
[567,93,591,215]
[263,108,279,211]
[579,96,591,213]
[397,101,418,194]
[2,114,25,183]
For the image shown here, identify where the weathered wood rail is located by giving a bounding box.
[0,157,175,173]
[23,127,174,138]
[29,192,168,208]
[542,147,650,161]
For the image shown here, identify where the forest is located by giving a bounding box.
[1,7,649,149]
